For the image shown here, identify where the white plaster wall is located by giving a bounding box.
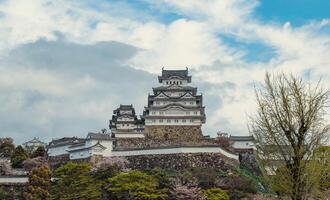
[145,118,201,125]
[111,147,238,160]
[0,177,29,183]
[232,141,255,149]
[98,140,113,156]
[115,133,145,138]
[70,149,91,160]
[48,145,70,156]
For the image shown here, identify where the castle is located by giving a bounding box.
[48,69,251,167]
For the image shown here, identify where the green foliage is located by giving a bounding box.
[169,185,206,200]
[150,168,175,189]
[234,166,268,193]
[190,168,219,189]
[106,170,168,200]
[31,146,46,158]
[24,165,51,200]
[203,188,229,200]
[92,157,129,180]
[223,174,257,200]
[11,145,28,168]
[0,186,23,199]
[51,162,102,200]
[0,137,15,158]
[307,146,330,199]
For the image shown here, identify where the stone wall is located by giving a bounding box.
[144,125,204,141]
[122,153,238,171]
[114,125,233,150]
[48,154,70,169]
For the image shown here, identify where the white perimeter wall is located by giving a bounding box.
[111,146,238,160]
[232,141,255,149]
[115,133,145,138]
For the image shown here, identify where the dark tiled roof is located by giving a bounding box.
[67,142,107,152]
[49,137,84,147]
[112,104,136,115]
[229,135,254,141]
[23,137,47,146]
[119,104,133,110]
[158,68,192,83]
[87,132,113,140]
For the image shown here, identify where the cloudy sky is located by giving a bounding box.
[0,0,329,144]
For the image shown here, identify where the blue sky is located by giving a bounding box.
[0,0,329,144]
[255,0,330,26]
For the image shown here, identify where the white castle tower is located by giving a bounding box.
[142,68,206,127]
[110,104,144,138]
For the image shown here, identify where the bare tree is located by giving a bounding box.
[249,73,329,200]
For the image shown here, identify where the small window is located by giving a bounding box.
[152,119,156,122]
[194,111,198,115]
[180,81,182,85]
[167,119,171,123]
[159,111,164,115]
[152,111,156,114]
[159,119,163,123]
[166,81,168,84]
[175,119,179,123]
[182,119,186,123]
[186,112,190,115]
[190,102,194,105]
[190,119,194,122]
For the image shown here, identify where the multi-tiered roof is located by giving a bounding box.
[143,68,206,126]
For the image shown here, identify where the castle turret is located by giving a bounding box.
[110,104,144,138]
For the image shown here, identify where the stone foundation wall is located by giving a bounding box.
[114,137,233,151]
[144,125,204,141]
[114,125,233,150]
[123,153,238,171]
[48,154,70,169]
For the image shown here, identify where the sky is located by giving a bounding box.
[0,0,329,144]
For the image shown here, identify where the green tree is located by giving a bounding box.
[249,73,329,200]
[106,170,168,200]
[51,162,101,200]
[203,188,229,200]
[0,137,15,158]
[24,165,51,200]
[11,145,28,168]
[31,146,46,158]
[308,146,330,198]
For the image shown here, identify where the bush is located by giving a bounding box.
[0,159,12,175]
[31,146,46,158]
[106,170,168,200]
[223,175,257,200]
[0,138,15,158]
[93,157,129,180]
[203,188,229,200]
[23,157,48,171]
[169,185,206,200]
[24,165,51,200]
[190,168,219,189]
[11,145,28,168]
[51,162,102,199]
